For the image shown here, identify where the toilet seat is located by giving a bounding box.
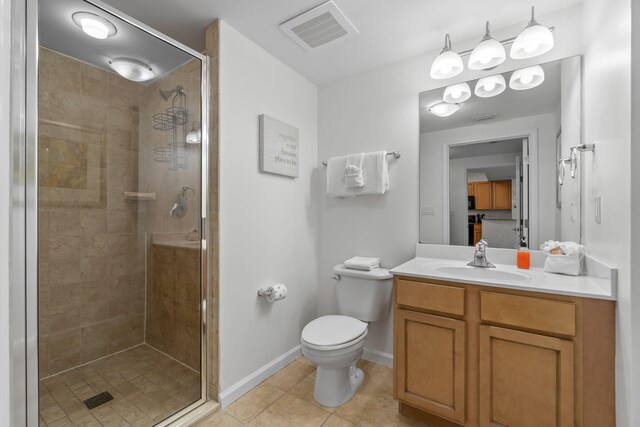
[301,315,367,350]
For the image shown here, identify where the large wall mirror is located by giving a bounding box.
[419,55,582,250]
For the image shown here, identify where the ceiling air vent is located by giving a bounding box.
[279,1,358,51]
[472,114,497,122]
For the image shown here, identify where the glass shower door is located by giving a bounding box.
[36,0,206,425]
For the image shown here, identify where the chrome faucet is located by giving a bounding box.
[169,202,180,217]
[468,239,495,268]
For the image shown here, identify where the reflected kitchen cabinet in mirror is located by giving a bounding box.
[419,56,582,249]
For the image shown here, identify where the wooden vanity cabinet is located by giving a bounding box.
[393,276,615,427]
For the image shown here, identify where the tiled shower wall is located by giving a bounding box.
[139,59,203,370]
[38,48,147,378]
[38,48,208,380]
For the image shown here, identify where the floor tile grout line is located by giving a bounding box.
[142,342,200,375]
[40,342,146,381]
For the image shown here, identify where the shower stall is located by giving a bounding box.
[31,0,213,425]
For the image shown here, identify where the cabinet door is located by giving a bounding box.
[468,183,474,197]
[395,309,466,423]
[479,325,574,427]
[491,180,512,210]
[474,225,483,244]
[475,182,492,210]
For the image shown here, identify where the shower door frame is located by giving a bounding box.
[20,0,212,425]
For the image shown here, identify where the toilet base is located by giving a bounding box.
[314,364,364,407]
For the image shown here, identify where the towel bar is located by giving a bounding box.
[322,151,401,166]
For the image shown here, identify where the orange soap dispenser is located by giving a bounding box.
[517,236,530,270]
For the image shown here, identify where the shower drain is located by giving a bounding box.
[83,391,114,410]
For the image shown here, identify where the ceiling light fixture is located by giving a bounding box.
[430,34,464,80]
[509,65,545,90]
[443,82,471,104]
[108,58,155,82]
[510,6,554,59]
[186,123,202,144]
[468,22,506,70]
[429,102,461,117]
[72,12,117,39]
[474,74,506,98]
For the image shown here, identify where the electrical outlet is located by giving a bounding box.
[595,195,602,224]
[420,206,435,216]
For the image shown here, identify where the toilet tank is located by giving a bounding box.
[333,264,393,322]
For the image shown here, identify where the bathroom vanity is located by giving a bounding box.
[390,245,616,427]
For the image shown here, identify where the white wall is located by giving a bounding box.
[559,57,582,242]
[318,5,584,357]
[420,112,559,249]
[218,21,319,392]
[581,0,635,425]
[0,0,12,424]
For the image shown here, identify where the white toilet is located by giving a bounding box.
[301,264,392,407]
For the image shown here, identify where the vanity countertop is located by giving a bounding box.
[390,244,617,301]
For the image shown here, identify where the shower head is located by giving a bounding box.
[159,85,184,101]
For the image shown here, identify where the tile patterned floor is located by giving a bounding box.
[39,344,200,426]
[198,357,428,427]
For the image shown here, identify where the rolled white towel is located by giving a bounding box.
[344,153,364,188]
[326,156,355,197]
[344,256,381,271]
[345,164,364,188]
[559,242,586,256]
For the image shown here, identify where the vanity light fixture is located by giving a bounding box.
[468,22,506,70]
[428,101,461,117]
[430,34,464,80]
[72,12,117,39]
[510,6,554,59]
[108,58,154,82]
[186,123,201,144]
[443,82,471,103]
[509,65,545,90]
[474,74,506,98]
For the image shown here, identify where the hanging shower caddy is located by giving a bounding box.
[153,85,189,170]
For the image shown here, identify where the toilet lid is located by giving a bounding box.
[302,315,367,347]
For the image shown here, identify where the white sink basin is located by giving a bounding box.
[434,265,530,282]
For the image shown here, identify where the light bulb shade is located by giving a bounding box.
[510,24,554,59]
[509,65,545,90]
[109,58,154,82]
[186,129,201,144]
[72,12,117,39]
[429,102,461,117]
[443,83,471,103]
[430,50,464,79]
[468,38,506,70]
[474,74,506,98]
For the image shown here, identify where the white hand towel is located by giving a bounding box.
[357,151,389,195]
[344,256,381,271]
[326,156,355,197]
[344,153,364,188]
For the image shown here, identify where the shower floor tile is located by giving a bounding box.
[39,344,200,427]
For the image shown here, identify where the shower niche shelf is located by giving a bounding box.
[124,192,157,201]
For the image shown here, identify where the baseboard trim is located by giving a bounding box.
[362,347,393,368]
[218,345,302,408]
[166,401,219,427]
